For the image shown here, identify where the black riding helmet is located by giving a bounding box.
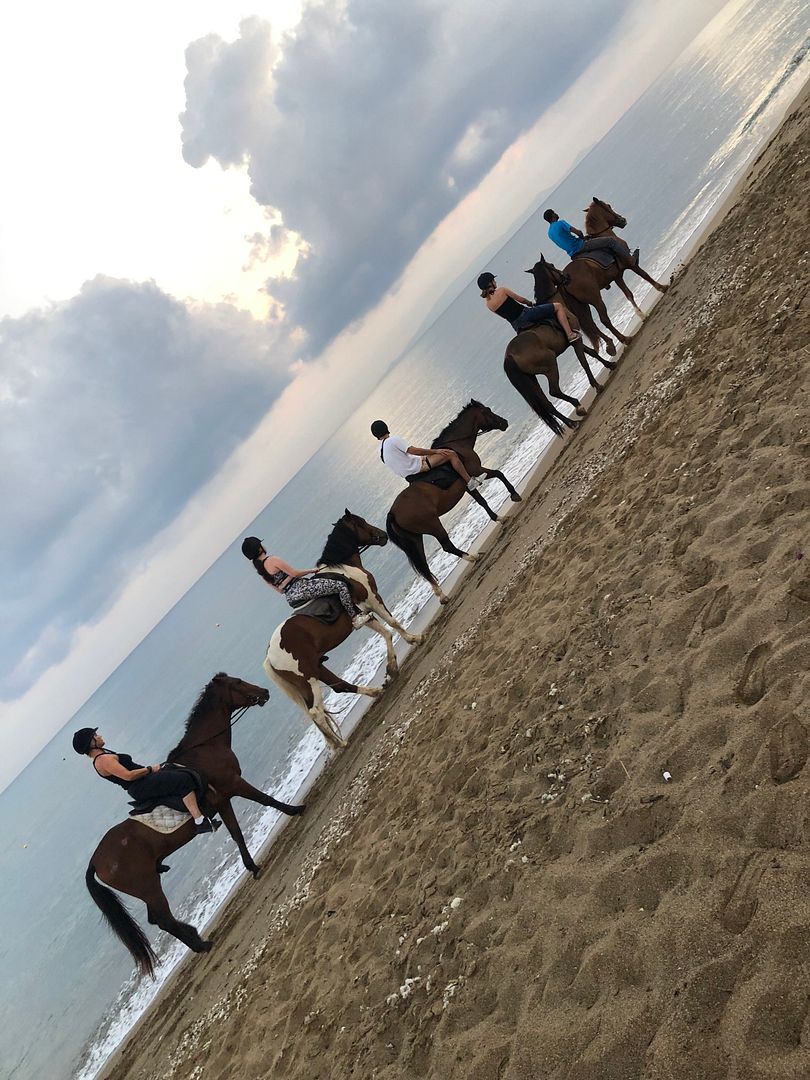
[241,536,264,560]
[72,727,98,755]
[370,420,388,438]
[477,271,496,291]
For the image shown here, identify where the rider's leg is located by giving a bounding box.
[426,449,472,484]
[287,575,370,628]
[580,236,636,270]
[182,792,204,819]
[551,303,580,343]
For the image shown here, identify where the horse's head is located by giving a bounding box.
[338,509,388,549]
[586,196,626,230]
[466,400,509,434]
[211,672,269,710]
[525,256,568,301]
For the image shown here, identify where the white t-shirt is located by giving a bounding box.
[380,434,423,478]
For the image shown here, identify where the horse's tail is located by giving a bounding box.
[263,633,311,712]
[503,354,565,437]
[85,862,157,978]
[386,509,434,583]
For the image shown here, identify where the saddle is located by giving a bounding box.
[406,462,458,490]
[572,247,616,269]
[127,764,207,817]
[288,572,353,625]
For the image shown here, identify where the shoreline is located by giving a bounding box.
[98,76,810,1080]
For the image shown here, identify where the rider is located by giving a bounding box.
[370,420,482,492]
[543,209,638,270]
[241,538,372,629]
[477,272,580,342]
[72,728,220,834]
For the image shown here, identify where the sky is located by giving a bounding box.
[0,0,731,792]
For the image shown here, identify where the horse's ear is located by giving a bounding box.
[344,507,351,516]
[540,254,547,264]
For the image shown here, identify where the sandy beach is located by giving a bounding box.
[103,80,810,1080]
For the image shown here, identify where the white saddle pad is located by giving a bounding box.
[130,806,189,834]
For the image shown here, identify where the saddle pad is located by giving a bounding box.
[573,248,615,269]
[130,806,189,834]
[290,594,344,624]
[406,463,457,490]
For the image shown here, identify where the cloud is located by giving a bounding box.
[0,276,293,696]
[180,0,632,352]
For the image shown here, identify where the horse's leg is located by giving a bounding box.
[430,522,478,564]
[543,355,587,414]
[467,486,501,523]
[614,274,645,319]
[481,468,522,502]
[228,775,305,816]
[306,676,347,749]
[361,593,423,645]
[140,879,211,953]
[215,798,265,877]
[592,292,631,344]
[364,617,399,678]
[570,340,604,397]
[626,261,668,292]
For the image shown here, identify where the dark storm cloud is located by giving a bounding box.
[0,276,292,695]
[180,0,630,353]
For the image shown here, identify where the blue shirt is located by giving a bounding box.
[548,219,583,257]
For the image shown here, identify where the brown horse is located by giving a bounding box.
[558,196,669,347]
[263,510,422,750]
[386,400,515,603]
[85,673,299,973]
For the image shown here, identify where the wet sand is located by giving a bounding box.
[104,80,810,1080]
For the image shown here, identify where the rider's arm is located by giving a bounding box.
[563,220,584,239]
[503,287,532,305]
[95,755,157,782]
[263,556,315,589]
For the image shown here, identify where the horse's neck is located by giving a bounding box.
[585,209,613,237]
[182,703,231,754]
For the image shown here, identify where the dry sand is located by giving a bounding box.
[104,83,810,1080]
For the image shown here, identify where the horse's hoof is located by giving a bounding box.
[606,342,617,356]
[439,594,451,605]
[575,405,587,416]
[510,493,523,502]
[406,633,424,645]
[249,864,262,879]
[281,802,306,816]
[603,360,617,370]
[199,939,213,953]
[386,664,399,679]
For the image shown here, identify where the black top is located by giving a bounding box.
[92,749,144,790]
[269,569,289,590]
[492,295,525,325]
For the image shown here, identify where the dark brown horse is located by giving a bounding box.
[558,196,668,347]
[263,510,422,750]
[386,401,515,603]
[85,673,300,973]
[502,308,607,438]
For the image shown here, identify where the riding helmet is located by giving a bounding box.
[241,536,264,560]
[370,420,388,438]
[477,271,495,291]
[72,727,98,755]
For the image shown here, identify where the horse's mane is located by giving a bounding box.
[431,401,484,448]
[317,518,358,567]
[165,673,227,759]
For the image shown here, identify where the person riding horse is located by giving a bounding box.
[72,727,220,834]
[241,537,372,630]
[477,272,580,343]
[370,420,482,492]
[543,209,639,271]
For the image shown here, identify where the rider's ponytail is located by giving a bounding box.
[253,557,276,586]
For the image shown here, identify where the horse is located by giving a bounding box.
[525,256,621,366]
[386,400,515,604]
[263,510,422,751]
[85,673,299,974]
[556,196,668,347]
[502,305,607,438]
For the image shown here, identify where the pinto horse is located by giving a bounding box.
[85,673,300,974]
[558,196,668,349]
[263,510,422,751]
[386,401,515,603]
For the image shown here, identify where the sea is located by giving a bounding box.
[1,1,808,1076]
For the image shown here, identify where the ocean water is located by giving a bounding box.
[1,2,808,1076]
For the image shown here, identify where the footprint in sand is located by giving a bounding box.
[768,716,808,784]
[687,585,730,647]
[720,854,766,934]
[735,642,771,706]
